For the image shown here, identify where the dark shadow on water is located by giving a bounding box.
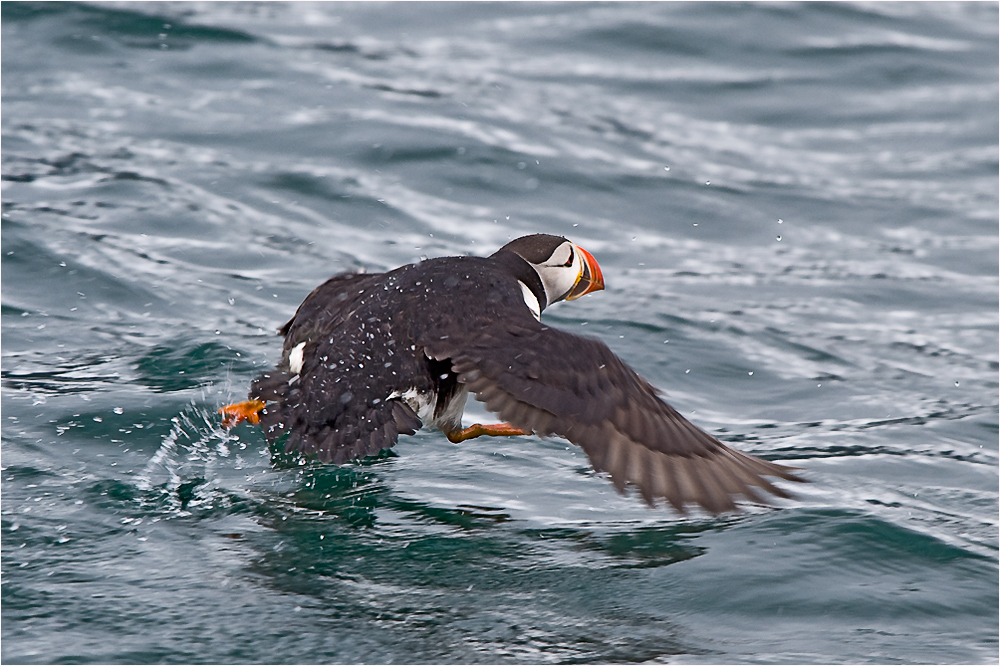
[755,507,995,567]
[281,456,394,529]
[235,492,715,663]
[3,1,257,48]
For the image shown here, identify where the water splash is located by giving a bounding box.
[133,403,240,511]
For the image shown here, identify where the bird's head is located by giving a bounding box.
[496,234,605,310]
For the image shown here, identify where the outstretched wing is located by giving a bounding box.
[250,271,424,464]
[423,319,804,514]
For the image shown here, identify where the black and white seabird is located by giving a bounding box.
[221,234,803,513]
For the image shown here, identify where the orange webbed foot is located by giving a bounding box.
[218,399,266,429]
[447,422,530,443]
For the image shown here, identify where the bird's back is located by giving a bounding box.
[250,256,534,462]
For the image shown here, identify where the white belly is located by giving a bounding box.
[390,385,469,434]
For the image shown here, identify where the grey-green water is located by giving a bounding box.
[2,2,997,663]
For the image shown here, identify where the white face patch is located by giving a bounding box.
[288,341,306,374]
[519,280,541,320]
[543,243,574,267]
[532,242,583,306]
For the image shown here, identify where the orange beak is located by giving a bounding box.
[565,245,605,301]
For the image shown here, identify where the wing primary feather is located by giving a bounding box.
[695,457,736,514]
[659,455,686,513]
[677,456,712,512]
[605,434,628,492]
[720,448,795,498]
[709,453,757,500]
[646,452,669,507]
[635,447,657,506]
[623,438,646,490]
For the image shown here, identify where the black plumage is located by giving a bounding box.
[232,234,804,513]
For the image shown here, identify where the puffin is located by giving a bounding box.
[220,234,803,513]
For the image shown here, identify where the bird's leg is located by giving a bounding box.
[446,422,530,443]
[218,399,266,428]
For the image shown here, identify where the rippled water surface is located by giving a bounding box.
[3,2,998,663]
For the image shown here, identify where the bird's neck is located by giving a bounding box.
[490,249,547,311]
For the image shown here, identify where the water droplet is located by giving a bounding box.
[693,223,698,227]
[954,381,960,387]
[114,407,123,414]
[93,416,103,422]
[705,180,711,185]
[817,383,822,388]
[748,371,754,376]
[664,166,670,171]
[778,219,783,224]
[685,369,691,374]
[776,235,782,241]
